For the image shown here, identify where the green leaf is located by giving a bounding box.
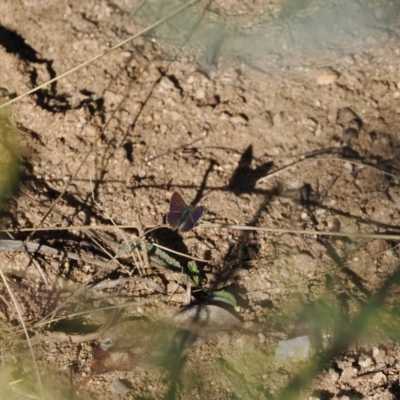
[118,240,183,271]
[187,261,200,285]
[207,290,236,307]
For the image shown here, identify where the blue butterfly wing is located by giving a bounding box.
[167,192,188,229]
[179,206,204,232]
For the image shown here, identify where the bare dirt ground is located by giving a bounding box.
[1,0,400,399]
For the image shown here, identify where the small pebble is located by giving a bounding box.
[342,223,359,234]
[358,356,373,368]
[280,268,290,279]
[100,337,114,351]
[170,111,181,120]
[219,112,230,121]
[67,184,78,193]
[372,372,387,384]
[372,347,380,358]
[195,88,206,100]
[230,115,247,125]
[275,335,310,361]
[243,321,255,330]
[111,380,129,395]
[343,162,353,172]
[222,67,240,82]
[159,76,175,90]
[303,117,318,132]
[232,334,247,349]
[315,67,339,85]
[207,96,219,106]
[337,107,359,126]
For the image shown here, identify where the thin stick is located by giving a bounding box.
[256,154,400,186]
[1,223,400,240]
[154,243,207,262]
[325,157,400,179]
[199,224,400,240]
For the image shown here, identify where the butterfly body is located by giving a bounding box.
[167,192,204,233]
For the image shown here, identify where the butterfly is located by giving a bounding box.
[167,192,204,233]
